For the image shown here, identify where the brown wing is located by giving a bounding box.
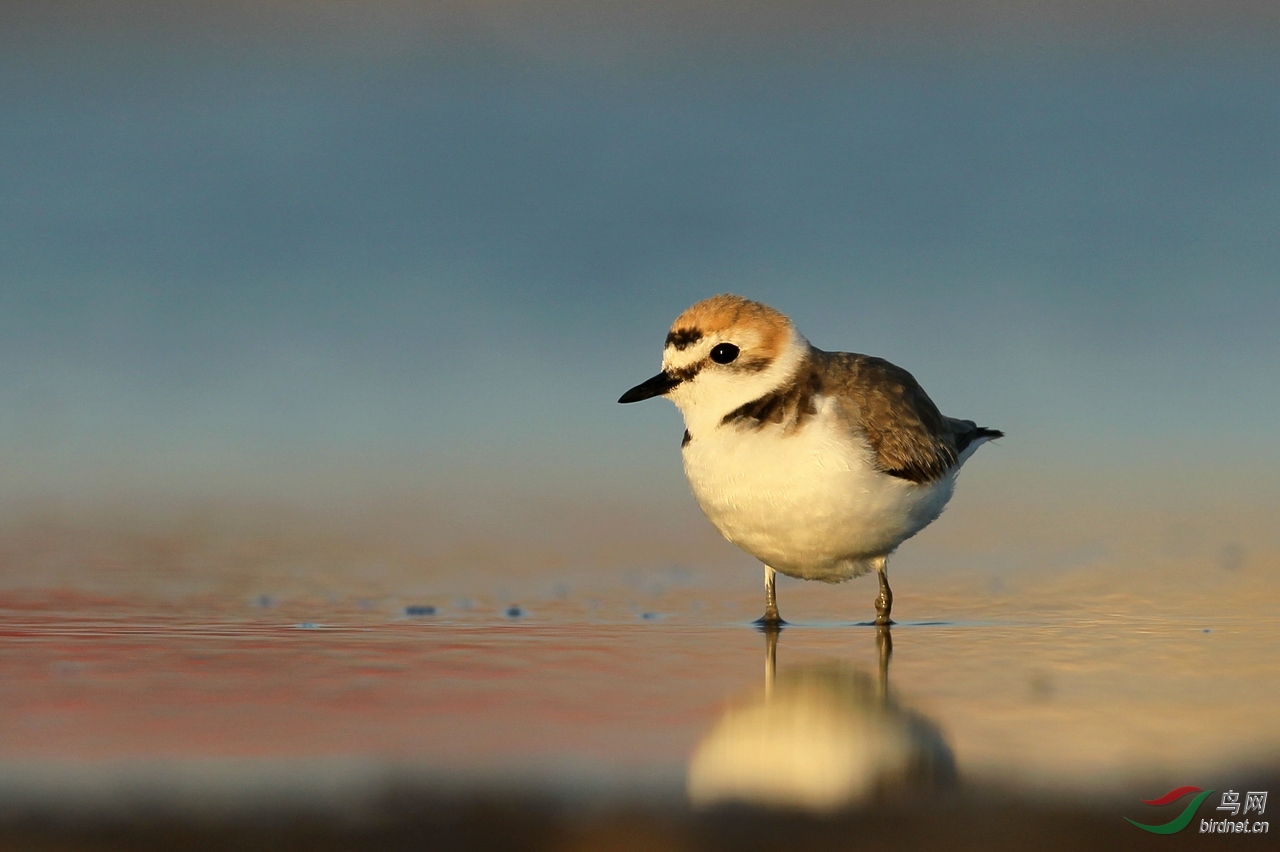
[820,352,958,484]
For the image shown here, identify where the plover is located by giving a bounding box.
[619,294,1001,626]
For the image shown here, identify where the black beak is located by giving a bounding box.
[618,371,681,403]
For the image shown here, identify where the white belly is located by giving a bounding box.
[681,405,956,582]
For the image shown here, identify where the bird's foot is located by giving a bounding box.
[753,609,787,630]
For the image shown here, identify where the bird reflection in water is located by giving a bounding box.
[687,627,956,812]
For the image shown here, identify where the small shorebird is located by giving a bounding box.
[619,294,1001,626]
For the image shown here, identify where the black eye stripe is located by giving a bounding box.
[666,342,751,383]
[669,363,702,382]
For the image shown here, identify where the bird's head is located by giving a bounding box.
[619,294,809,434]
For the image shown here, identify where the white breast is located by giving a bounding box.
[681,399,956,582]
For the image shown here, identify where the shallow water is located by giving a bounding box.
[3,559,1277,824]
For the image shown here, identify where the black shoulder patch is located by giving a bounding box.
[721,354,823,430]
[665,328,703,350]
[681,429,692,447]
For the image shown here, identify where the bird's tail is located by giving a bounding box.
[947,419,1004,454]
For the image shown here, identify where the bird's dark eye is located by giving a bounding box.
[710,343,740,364]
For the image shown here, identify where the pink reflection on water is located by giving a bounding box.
[1,590,759,771]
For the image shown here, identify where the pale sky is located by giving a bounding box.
[1,3,1277,517]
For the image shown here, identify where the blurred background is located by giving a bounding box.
[2,1,1278,601]
[1,4,1279,847]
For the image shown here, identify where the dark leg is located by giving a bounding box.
[763,620,779,698]
[754,565,786,627]
[874,556,893,626]
[876,623,892,700]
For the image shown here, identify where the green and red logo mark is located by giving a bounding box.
[1126,786,1215,834]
